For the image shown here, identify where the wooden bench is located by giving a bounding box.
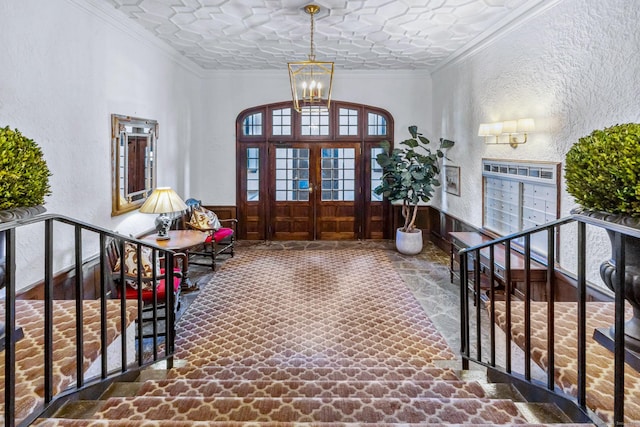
[450,231,548,301]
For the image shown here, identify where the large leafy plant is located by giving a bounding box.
[565,123,640,217]
[374,125,455,232]
[0,126,51,210]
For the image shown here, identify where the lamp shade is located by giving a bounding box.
[139,187,187,214]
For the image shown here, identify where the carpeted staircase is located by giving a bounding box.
[32,246,595,426]
[34,357,592,425]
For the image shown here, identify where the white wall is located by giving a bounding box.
[0,0,201,288]
[192,70,432,204]
[431,0,640,286]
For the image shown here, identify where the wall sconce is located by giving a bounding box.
[478,118,535,148]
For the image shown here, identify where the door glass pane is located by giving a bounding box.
[275,148,310,201]
[246,147,260,201]
[371,147,383,201]
[321,148,355,201]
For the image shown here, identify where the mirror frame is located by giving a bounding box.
[111,114,158,216]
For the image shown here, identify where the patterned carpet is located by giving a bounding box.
[32,245,597,425]
[41,245,563,425]
[173,247,455,366]
[0,300,139,424]
[492,300,639,424]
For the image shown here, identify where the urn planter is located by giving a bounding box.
[572,207,640,352]
[395,228,423,255]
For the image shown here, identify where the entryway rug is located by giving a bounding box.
[174,246,456,367]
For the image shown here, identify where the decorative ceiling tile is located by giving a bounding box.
[102,0,549,70]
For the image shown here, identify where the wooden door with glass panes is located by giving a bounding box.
[237,101,393,241]
[269,143,360,240]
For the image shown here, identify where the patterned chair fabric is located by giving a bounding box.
[106,239,183,314]
[184,198,237,271]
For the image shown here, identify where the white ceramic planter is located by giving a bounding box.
[395,228,423,255]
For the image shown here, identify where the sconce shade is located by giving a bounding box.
[517,118,535,133]
[139,187,187,214]
[490,122,504,136]
[288,4,334,113]
[478,123,492,136]
[501,120,518,134]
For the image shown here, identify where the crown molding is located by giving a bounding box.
[66,0,205,78]
[431,0,563,74]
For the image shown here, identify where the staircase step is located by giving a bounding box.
[33,420,597,426]
[515,402,575,424]
[135,379,487,399]
[142,365,462,382]
[93,396,531,423]
[189,356,449,369]
[99,382,145,399]
[49,400,105,419]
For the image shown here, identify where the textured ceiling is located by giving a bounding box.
[103,0,546,70]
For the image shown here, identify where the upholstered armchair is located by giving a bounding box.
[183,199,237,271]
[106,238,184,316]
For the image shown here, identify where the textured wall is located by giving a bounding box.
[0,0,200,288]
[431,0,640,286]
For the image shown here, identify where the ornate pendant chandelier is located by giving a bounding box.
[288,4,334,113]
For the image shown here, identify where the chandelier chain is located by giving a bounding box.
[309,8,315,61]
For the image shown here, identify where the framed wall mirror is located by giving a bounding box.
[111,114,158,216]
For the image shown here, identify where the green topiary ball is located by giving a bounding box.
[565,123,640,217]
[0,126,52,210]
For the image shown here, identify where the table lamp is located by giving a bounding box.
[139,187,188,240]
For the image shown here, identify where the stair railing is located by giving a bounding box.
[458,214,638,425]
[1,213,177,427]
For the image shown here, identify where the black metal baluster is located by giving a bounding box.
[489,244,496,367]
[613,231,625,424]
[460,252,469,369]
[5,228,16,427]
[546,226,556,390]
[152,248,159,360]
[524,234,531,381]
[99,234,108,379]
[137,242,144,366]
[576,221,587,409]
[504,239,512,374]
[44,219,54,402]
[74,226,84,388]
[474,248,481,362]
[166,251,175,369]
[119,238,128,373]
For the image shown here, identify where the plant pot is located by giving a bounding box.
[572,207,640,352]
[395,228,423,255]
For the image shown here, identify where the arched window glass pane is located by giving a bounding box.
[301,107,329,136]
[243,112,263,136]
[246,147,260,201]
[367,113,387,136]
[272,108,292,136]
[338,108,358,136]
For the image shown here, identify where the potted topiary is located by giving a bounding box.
[374,125,454,255]
[565,123,640,351]
[0,125,51,348]
[0,126,51,221]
